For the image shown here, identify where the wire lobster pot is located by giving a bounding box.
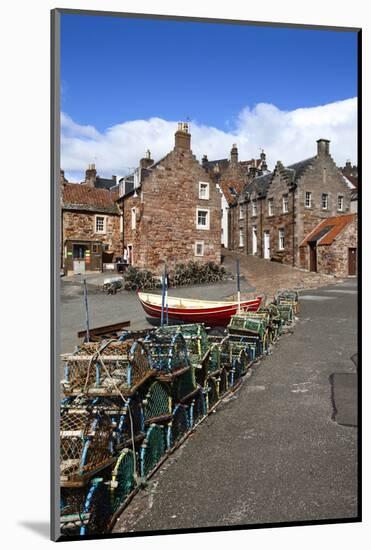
[157,323,209,365]
[144,331,190,374]
[141,380,173,425]
[276,303,294,324]
[60,401,116,487]
[167,403,190,448]
[61,340,155,397]
[275,289,299,314]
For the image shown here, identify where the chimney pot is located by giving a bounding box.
[230,144,238,164]
[317,138,330,156]
[174,122,191,151]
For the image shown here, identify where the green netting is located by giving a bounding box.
[207,344,221,374]
[189,390,206,426]
[140,424,166,477]
[142,381,172,424]
[80,477,112,536]
[159,323,209,365]
[276,303,294,323]
[171,366,197,401]
[167,404,189,447]
[145,331,190,372]
[110,449,136,513]
[219,336,232,370]
[228,314,267,339]
[206,377,219,410]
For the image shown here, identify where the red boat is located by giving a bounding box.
[137,291,263,326]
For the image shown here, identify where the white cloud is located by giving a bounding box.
[61,98,357,182]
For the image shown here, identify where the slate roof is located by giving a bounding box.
[62,183,120,214]
[242,157,315,199]
[300,214,356,247]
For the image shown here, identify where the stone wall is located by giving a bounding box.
[62,210,122,257]
[316,218,358,276]
[121,142,221,274]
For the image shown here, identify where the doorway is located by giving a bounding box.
[263,231,270,259]
[73,244,87,274]
[309,242,317,272]
[348,248,357,276]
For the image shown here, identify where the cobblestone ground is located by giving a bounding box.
[222,248,342,301]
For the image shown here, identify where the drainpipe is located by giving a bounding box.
[260,198,263,257]
[292,186,295,266]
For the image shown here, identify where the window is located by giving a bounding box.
[282,194,289,213]
[239,205,244,219]
[338,195,344,212]
[268,198,274,216]
[278,228,285,250]
[92,244,99,253]
[305,191,312,208]
[199,181,209,200]
[196,208,210,229]
[252,201,257,217]
[321,193,329,210]
[95,216,105,233]
[195,241,204,256]
[131,207,136,229]
[239,229,244,247]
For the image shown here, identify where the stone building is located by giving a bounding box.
[299,214,357,276]
[117,123,221,274]
[202,147,268,248]
[232,138,353,267]
[61,167,122,275]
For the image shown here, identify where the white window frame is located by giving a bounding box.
[199,181,210,200]
[268,198,274,216]
[239,228,244,247]
[131,207,136,229]
[252,201,257,217]
[338,195,344,212]
[282,194,289,214]
[305,191,312,208]
[321,193,329,210]
[95,215,106,234]
[196,208,210,230]
[278,228,285,250]
[195,241,204,257]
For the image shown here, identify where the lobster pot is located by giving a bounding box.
[218,367,229,397]
[206,376,219,411]
[79,477,113,536]
[61,340,154,397]
[167,404,190,448]
[139,424,167,477]
[110,448,137,513]
[188,389,207,427]
[276,303,294,324]
[219,336,232,370]
[171,366,198,402]
[144,331,190,373]
[60,486,89,536]
[112,395,145,449]
[228,314,268,340]
[60,404,115,486]
[141,381,172,426]
[158,323,209,365]
[207,343,221,376]
[276,290,299,313]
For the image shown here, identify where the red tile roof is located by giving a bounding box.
[300,214,357,247]
[62,183,119,214]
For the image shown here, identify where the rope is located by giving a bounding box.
[83,339,141,486]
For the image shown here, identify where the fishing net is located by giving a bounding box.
[139,424,166,477]
[142,381,172,424]
[144,331,190,373]
[167,404,189,448]
[171,366,198,402]
[158,323,209,366]
[79,477,112,536]
[110,449,136,513]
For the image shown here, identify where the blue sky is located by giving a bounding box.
[60,13,358,179]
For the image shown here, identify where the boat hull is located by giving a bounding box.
[138,295,262,326]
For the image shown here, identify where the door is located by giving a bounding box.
[252,226,257,255]
[348,248,357,276]
[309,243,317,272]
[73,244,87,274]
[263,231,270,259]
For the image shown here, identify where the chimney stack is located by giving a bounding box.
[140,149,154,168]
[317,139,330,156]
[230,144,238,164]
[85,163,97,187]
[174,122,191,151]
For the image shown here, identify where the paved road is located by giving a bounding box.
[113,279,358,533]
